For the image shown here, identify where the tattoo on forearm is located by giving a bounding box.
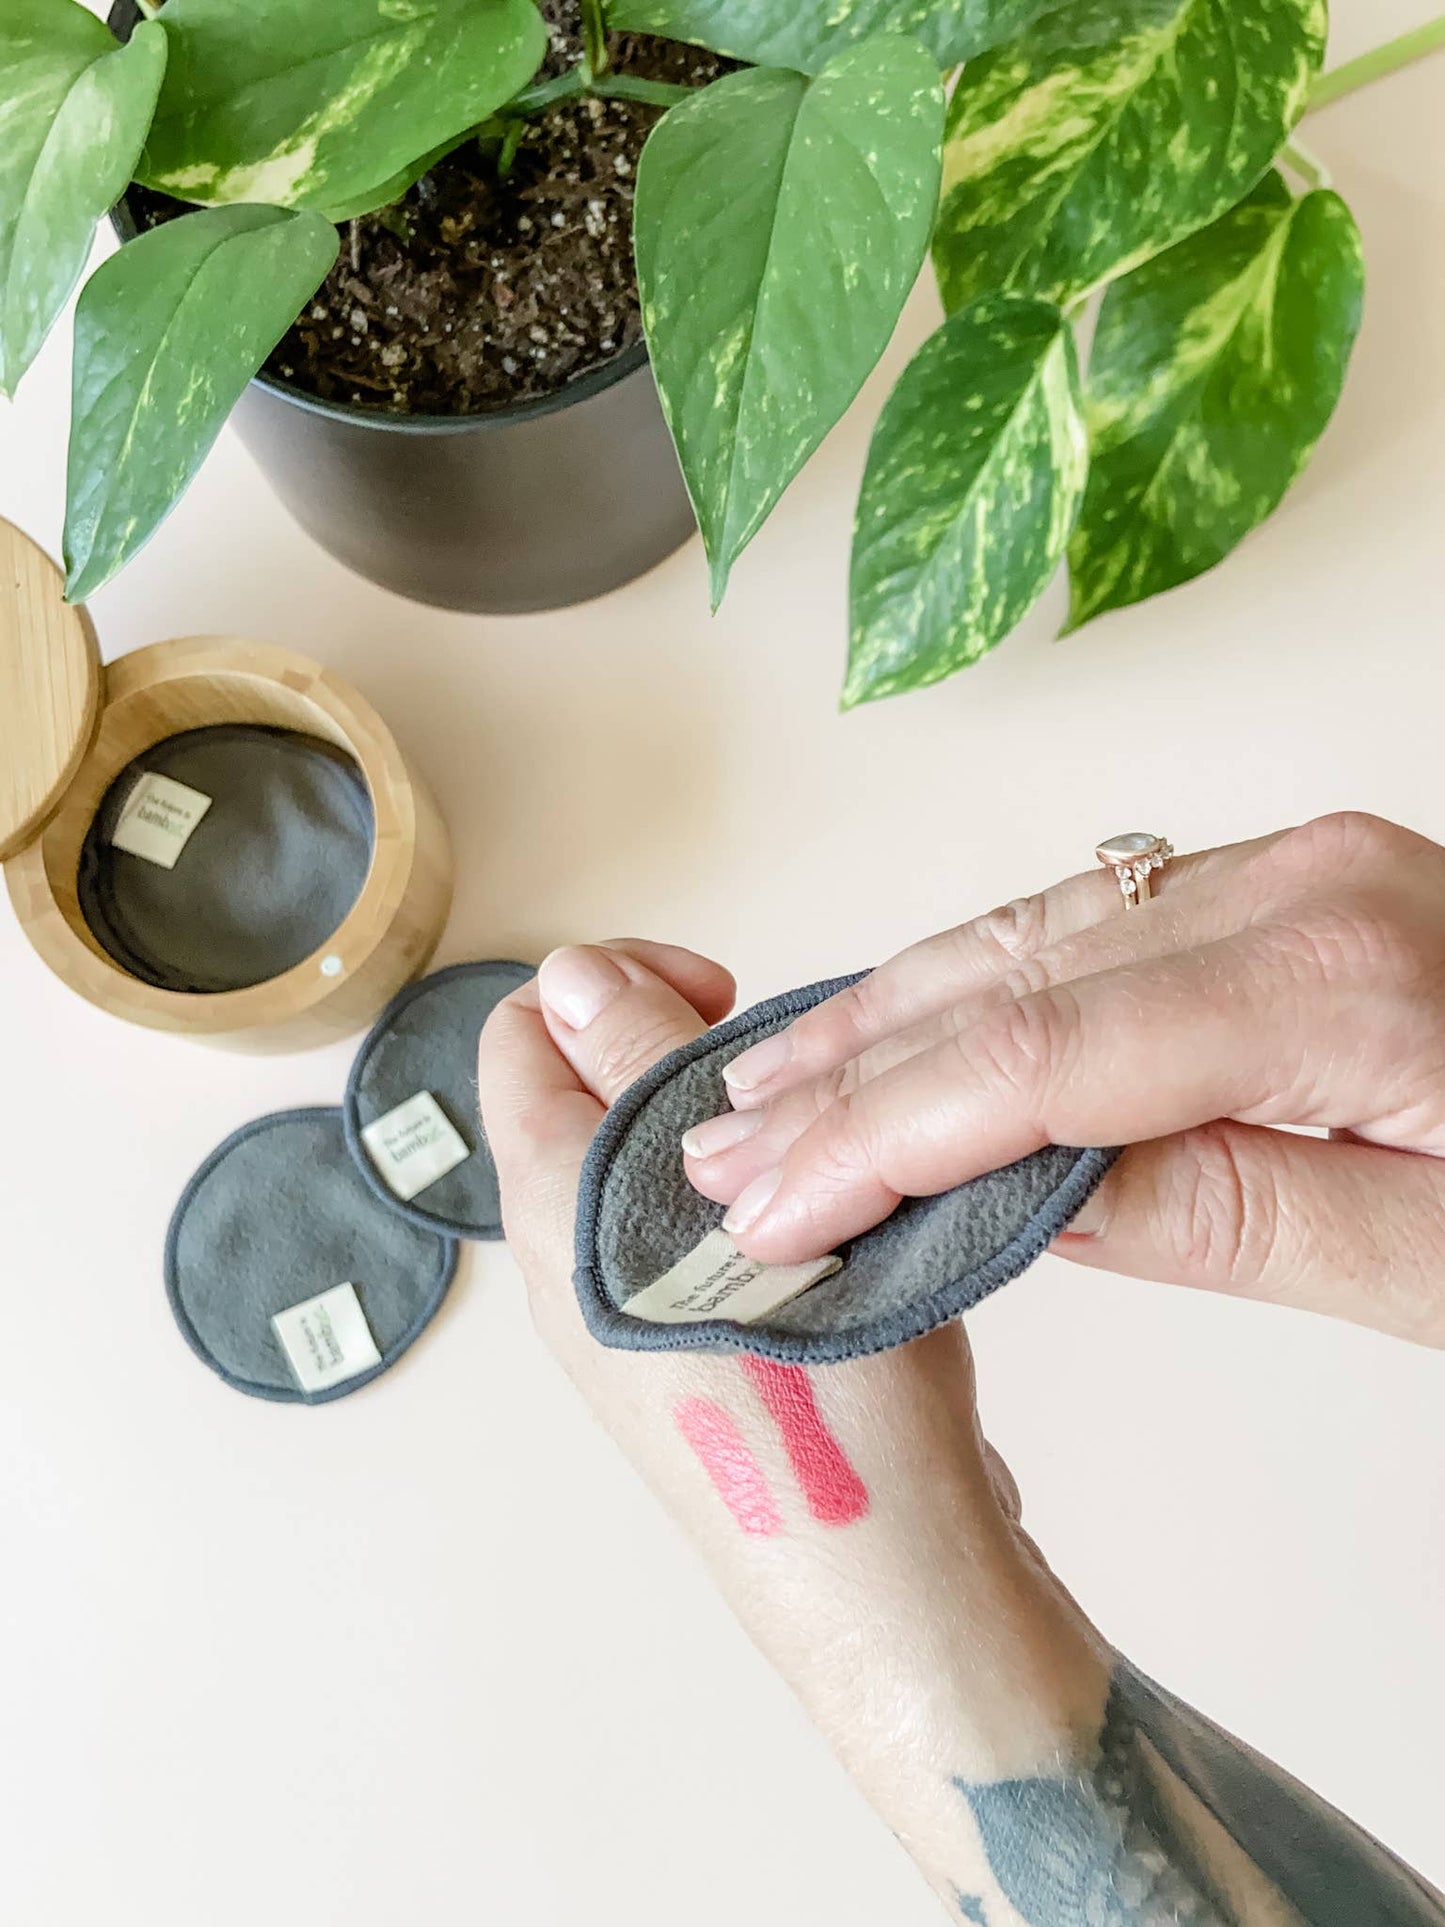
[674,1362,870,1535]
[953,1662,1444,1925]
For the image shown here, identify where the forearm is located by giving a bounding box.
[762,1487,1445,1922]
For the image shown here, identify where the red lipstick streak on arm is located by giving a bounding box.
[675,1397,783,1537]
[741,1358,870,1527]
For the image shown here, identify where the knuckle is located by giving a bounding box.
[590,1014,678,1095]
[1269,811,1414,884]
[994,949,1060,1006]
[787,987,871,1069]
[808,1085,887,1187]
[1262,895,1432,993]
[963,988,1076,1116]
[968,893,1052,968]
[1169,1123,1280,1290]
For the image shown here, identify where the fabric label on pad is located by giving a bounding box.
[625,1229,841,1325]
[110,771,213,869]
[272,1282,382,1393]
[361,1091,470,1202]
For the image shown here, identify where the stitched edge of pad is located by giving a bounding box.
[573,974,1120,1366]
[166,1106,460,1404]
[342,960,535,1240]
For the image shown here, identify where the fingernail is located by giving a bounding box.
[723,1167,782,1236]
[538,945,625,1030]
[723,1032,790,1094]
[681,1109,765,1161]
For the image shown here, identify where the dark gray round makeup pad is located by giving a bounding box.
[166,1108,458,1404]
[78,724,374,994]
[574,972,1120,1366]
[343,961,536,1239]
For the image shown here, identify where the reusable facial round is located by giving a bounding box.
[167,1108,458,1403]
[78,724,375,994]
[343,961,535,1239]
[574,973,1119,1366]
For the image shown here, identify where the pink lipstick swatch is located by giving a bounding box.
[675,1396,782,1537]
[741,1358,870,1527]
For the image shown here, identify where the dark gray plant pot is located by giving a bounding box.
[226,345,697,613]
[107,8,697,613]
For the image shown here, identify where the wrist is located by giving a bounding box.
[631,1331,1115,1847]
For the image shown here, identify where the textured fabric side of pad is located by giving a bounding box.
[574,975,1117,1365]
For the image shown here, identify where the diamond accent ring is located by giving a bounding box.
[1095,831,1174,910]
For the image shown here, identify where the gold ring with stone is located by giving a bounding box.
[1095,832,1174,909]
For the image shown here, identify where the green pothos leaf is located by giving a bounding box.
[65,205,339,602]
[606,0,1062,71]
[0,5,166,396]
[846,293,1086,705]
[315,130,478,224]
[932,0,1327,314]
[635,37,944,605]
[138,0,547,215]
[1066,172,1364,631]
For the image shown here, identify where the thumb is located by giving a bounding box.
[536,940,734,1102]
[1055,1120,1445,1349]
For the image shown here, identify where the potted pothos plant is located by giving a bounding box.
[2,0,1440,686]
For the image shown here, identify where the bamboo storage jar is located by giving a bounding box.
[1,519,452,1051]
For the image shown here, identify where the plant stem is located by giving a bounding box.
[502,58,705,135]
[580,0,610,79]
[592,73,700,108]
[1280,137,1332,190]
[135,0,160,16]
[1307,12,1445,111]
[508,66,590,115]
[497,118,526,178]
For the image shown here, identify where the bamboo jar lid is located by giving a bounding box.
[1,519,453,1051]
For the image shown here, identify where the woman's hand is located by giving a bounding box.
[477,925,1445,1920]
[477,940,1112,1908]
[682,811,1445,1349]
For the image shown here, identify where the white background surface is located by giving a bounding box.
[2,7,1443,1919]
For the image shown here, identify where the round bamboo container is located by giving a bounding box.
[1,520,452,1052]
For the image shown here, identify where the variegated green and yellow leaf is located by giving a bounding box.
[932,0,1327,314]
[65,205,339,603]
[1066,172,1364,629]
[138,0,547,216]
[607,0,1062,72]
[846,292,1086,704]
[0,3,165,396]
[636,38,944,605]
